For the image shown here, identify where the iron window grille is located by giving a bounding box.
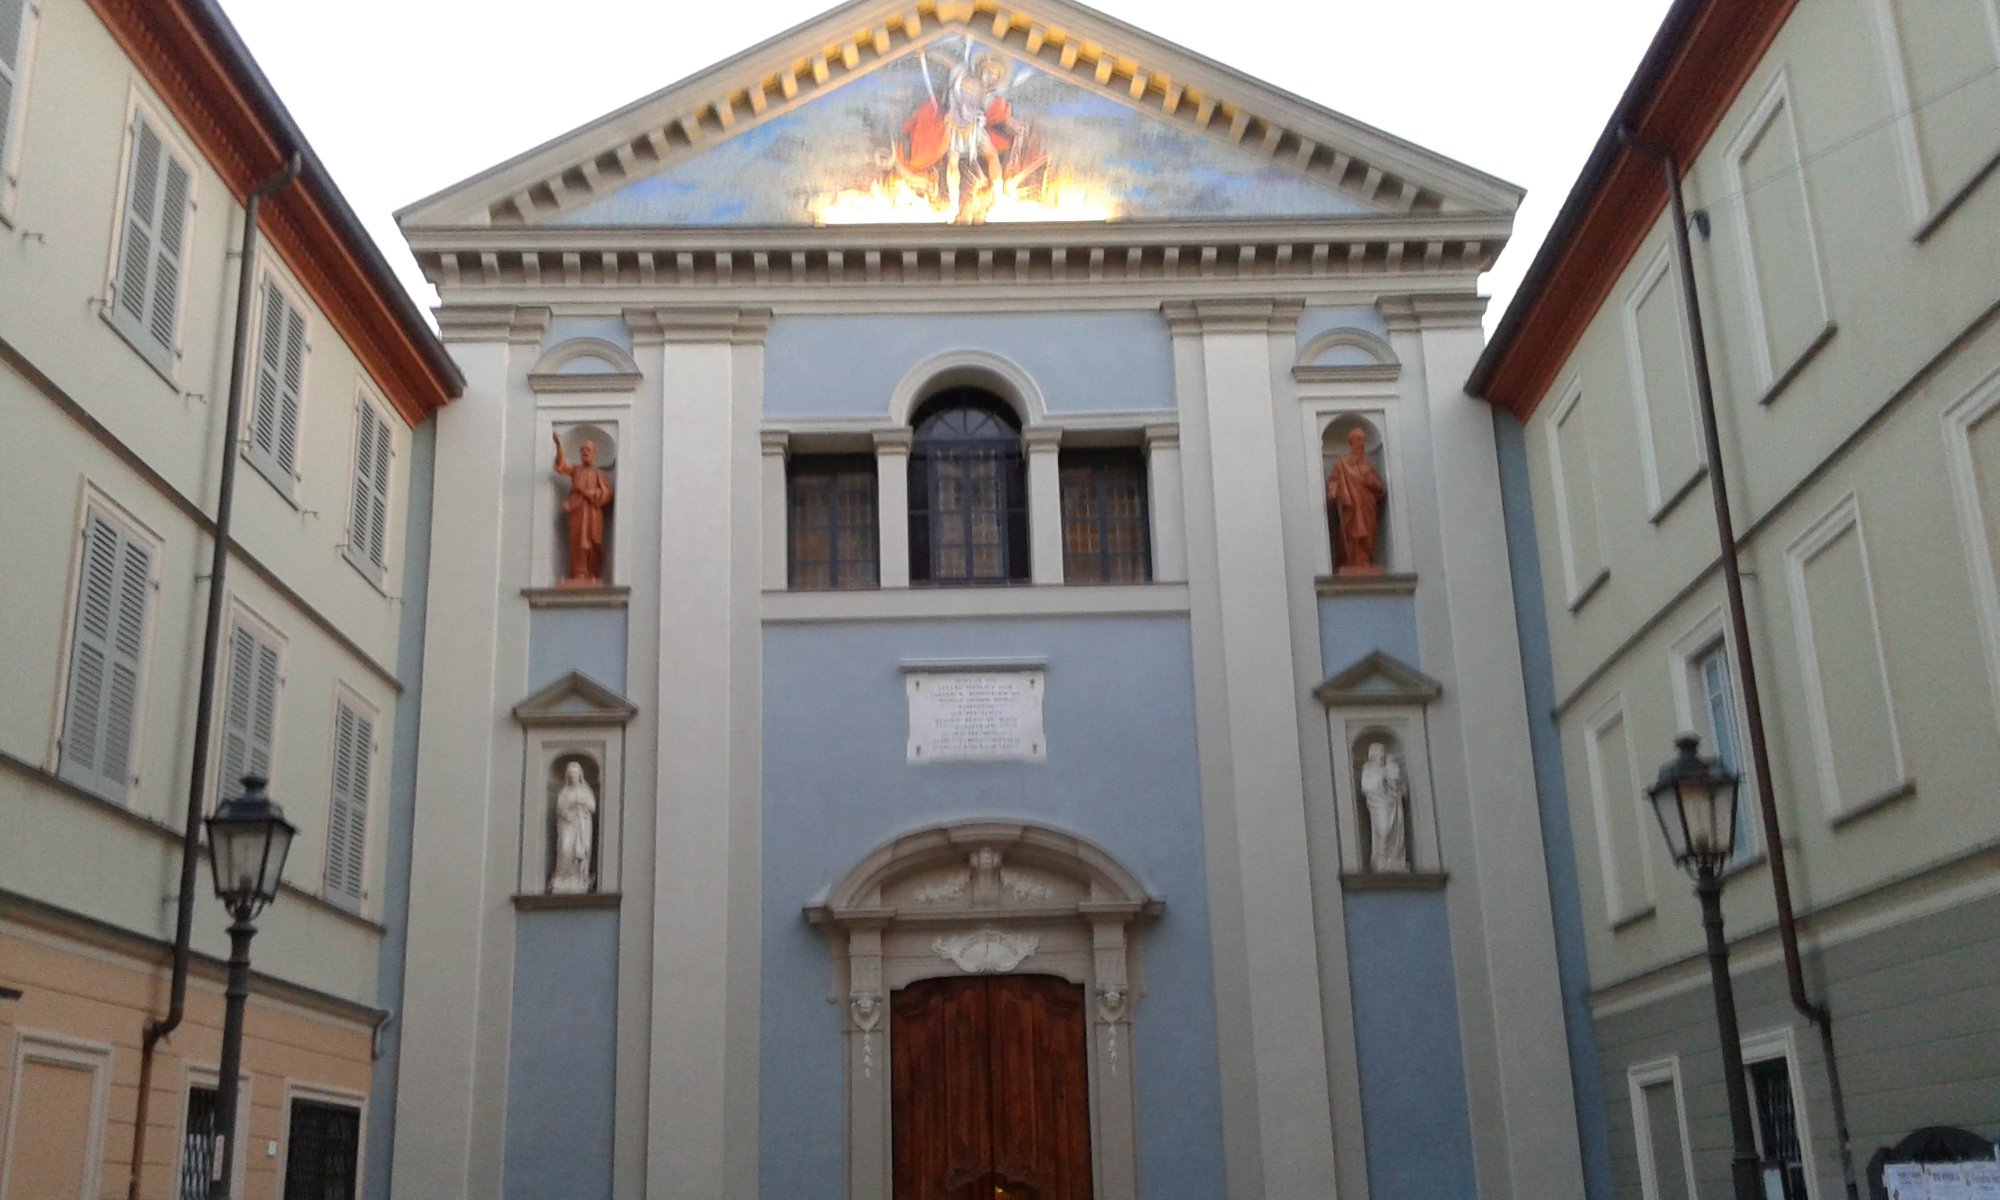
[1060,448,1150,584]
[788,455,879,590]
[178,1086,219,1200]
[284,1099,361,1200]
[908,391,1028,586]
[1748,1057,1810,1200]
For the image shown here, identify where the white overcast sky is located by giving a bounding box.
[215,0,1673,328]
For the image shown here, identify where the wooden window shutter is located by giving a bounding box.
[348,401,390,575]
[148,156,190,355]
[218,622,280,802]
[250,284,306,489]
[117,120,162,327]
[111,116,192,372]
[324,701,371,907]
[59,511,152,800]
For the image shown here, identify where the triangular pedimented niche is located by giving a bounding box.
[513,671,639,727]
[1313,650,1443,708]
[398,0,1521,232]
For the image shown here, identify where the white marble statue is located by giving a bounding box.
[550,761,597,893]
[1360,742,1409,872]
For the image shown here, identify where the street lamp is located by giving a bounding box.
[203,773,295,1199]
[1646,734,1761,1200]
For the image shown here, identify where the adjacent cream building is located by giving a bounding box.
[1471,0,2000,1196]
[0,0,458,1196]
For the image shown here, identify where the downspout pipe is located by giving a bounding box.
[1617,124,1859,1200]
[129,150,302,1200]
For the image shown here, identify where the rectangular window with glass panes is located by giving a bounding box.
[1059,448,1150,584]
[788,455,879,590]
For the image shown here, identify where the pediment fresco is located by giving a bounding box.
[551,32,1371,229]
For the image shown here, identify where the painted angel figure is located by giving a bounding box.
[896,46,1030,222]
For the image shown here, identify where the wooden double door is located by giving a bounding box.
[890,974,1094,1200]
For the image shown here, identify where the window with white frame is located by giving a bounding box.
[1548,384,1608,608]
[108,110,195,378]
[345,393,392,585]
[324,695,373,910]
[282,1096,362,1200]
[1728,77,1832,389]
[247,276,308,498]
[1871,0,2000,224]
[217,614,282,804]
[59,504,156,802]
[1944,370,2000,720]
[1629,1058,1697,1200]
[0,0,42,214]
[1785,497,1906,818]
[1743,1030,1814,1200]
[1624,247,1703,513]
[1678,629,1759,865]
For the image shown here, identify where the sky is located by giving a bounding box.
[214,0,1674,328]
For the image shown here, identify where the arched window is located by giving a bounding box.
[909,389,1028,584]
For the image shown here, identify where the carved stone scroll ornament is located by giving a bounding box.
[850,991,884,1077]
[910,870,970,904]
[1000,869,1055,901]
[1096,983,1130,1071]
[932,928,1040,974]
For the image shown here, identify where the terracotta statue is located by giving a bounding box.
[553,433,614,586]
[549,761,597,893]
[1327,426,1386,574]
[1359,742,1409,872]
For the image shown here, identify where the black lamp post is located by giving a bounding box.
[203,773,296,1199]
[1647,734,1761,1200]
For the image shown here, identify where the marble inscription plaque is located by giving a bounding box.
[906,670,1046,763]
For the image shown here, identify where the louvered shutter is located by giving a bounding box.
[249,284,305,489]
[111,116,192,372]
[347,401,390,575]
[324,701,371,908]
[59,511,151,801]
[0,0,29,177]
[148,156,189,355]
[117,120,161,326]
[217,622,280,802]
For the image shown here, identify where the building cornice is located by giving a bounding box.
[409,215,1509,300]
[1465,0,1801,419]
[86,0,462,424]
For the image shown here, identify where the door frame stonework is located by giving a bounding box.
[807,820,1161,1200]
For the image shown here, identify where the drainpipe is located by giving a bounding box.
[128,151,302,1200]
[1617,125,1859,1200]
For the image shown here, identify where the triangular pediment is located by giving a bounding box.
[400,0,1521,233]
[1313,650,1443,708]
[513,671,639,727]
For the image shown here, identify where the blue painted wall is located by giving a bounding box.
[502,909,621,1200]
[1318,594,1421,678]
[366,421,435,1200]
[542,314,634,354]
[764,313,1176,419]
[761,615,1225,1200]
[1297,305,1389,353]
[1344,890,1480,1200]
[528,608,629,694]
[1492,409,1613,1200]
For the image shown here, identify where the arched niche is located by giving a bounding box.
[1322,413,1391,573]
[805,820,1160,1200]
[887,348,1051,428]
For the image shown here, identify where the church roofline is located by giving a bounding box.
[397,0,1523,233]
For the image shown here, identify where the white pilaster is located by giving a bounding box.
[761,431,789,591]
[1383,294,1585,1200]
[874,429,912,588]
[1143,424,1186,583]
[1027,427,1066,585]
[394,305,543,1200]
[640,306,768,1200]
[1168,299,1340,1200]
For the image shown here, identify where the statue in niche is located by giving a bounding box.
[1359,742,1409,872]
[549,761,598,893]
[1326,425,1386,574]
[552,432,614,586]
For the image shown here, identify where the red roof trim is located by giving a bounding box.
[1466,0,1800,419]
[86,0,462,425]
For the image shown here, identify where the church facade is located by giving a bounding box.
[388,3,1596,1198]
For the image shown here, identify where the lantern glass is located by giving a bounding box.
[1646,735,1740,877]
[205,775,297,914]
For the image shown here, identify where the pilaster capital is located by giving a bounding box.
[872,429,915,455]
[1023,427,1065,452]
[1142,423,1181,451]
[622,306,774,346]
[760,430,792,458]
[1160,297,1304,337]
[1377,292,1488,333]
[433,304,551,345]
